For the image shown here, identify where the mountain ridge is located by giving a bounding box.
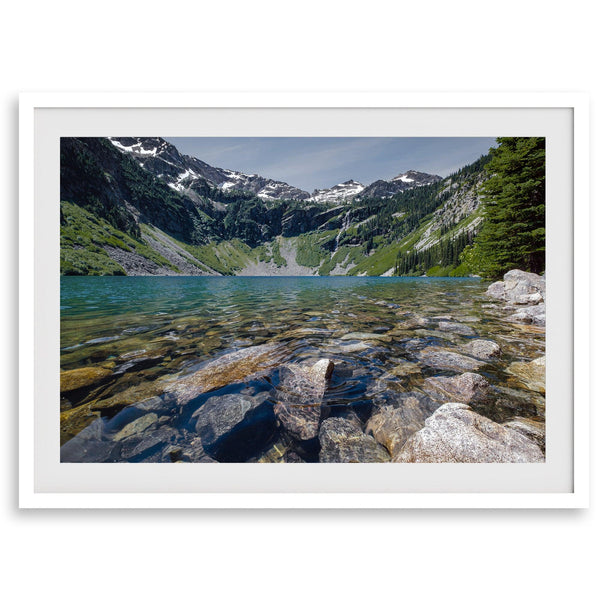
[61,137,489,277]
[109,137,442,205]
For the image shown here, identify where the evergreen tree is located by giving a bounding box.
[469,137,545,278]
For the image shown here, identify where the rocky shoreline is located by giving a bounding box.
[60,270,546,463]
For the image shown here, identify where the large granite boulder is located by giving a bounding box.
[165,343,286,404]
[421,372,491,404]
[485,270,545,305]
[273,359,334,440]
[366,393,441,459]
[395,403,545,463]
[505,304,546,327]
[319,417,390,463]
[192,392,276,461]
[504,417,546,451]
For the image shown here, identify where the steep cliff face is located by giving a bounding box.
[413,171,487,253]
[60,137,489,277]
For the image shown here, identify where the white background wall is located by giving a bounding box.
[1,2,596,599]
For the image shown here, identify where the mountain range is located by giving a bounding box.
[108,137,442,204]
[60,136,490,277]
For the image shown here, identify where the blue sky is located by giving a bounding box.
[165,137,497,192]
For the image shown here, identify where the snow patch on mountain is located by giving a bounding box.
[309,180,365,204]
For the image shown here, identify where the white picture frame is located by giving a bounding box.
[19,92,590,508]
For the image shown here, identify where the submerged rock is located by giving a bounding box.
[461,339,502,360]
[330,341,375,353]
[60,403,102,445]
[60,418,118,462]
[340,332,392,343]
[366,393,441,459]
[391,314,430,331]
[421,372,491,404]
[414,328,457,342]
[273,359,334,440]
[192,392,276,460]
[179,437,217,463]
[113,412,158,442]
[395,403,545,463]
[257,441,291,463]
[60,366,113,401]
[438,321,476,336]
[417,347,485,372]
[120,425,179,460]
[165,343,286,404]
[389,359,422,377]
[89,379,168,416]
[319,417,390,463]
[506,355,545,394]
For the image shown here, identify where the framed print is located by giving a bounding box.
[19,93,589,508]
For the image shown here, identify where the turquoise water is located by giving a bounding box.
[60,276,545,461]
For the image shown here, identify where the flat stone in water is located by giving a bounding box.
[120,426,179,460]
[327,340,374,353]
[113,413,158,442]
[389,359,422,377]
[417,348,486,372]
[60,366,113,393]
[340,332,392,343]
[421,372,491,404]
[91,379,167,416]
[438,321,476,336]
[166,342,286,404]
[461,339,502,359]
[391,315,429,331]
[506,355,545,394]
[414,328,456,342]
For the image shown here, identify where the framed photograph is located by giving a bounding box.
[19,93,589,508]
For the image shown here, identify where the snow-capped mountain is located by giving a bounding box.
[360,170,443,199]
[308,180,365,203]
[109,137,311,202]
[307,171,442,204]
[109,138,441,205]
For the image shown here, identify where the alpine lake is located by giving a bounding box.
[60,276,546,463]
